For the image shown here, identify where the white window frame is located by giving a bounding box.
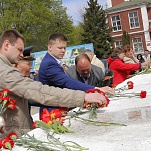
[111,15,122,32]
[128,12,140,29]
[115,40,122,48]
[132,37,143,54]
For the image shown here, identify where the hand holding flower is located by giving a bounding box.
[84,92,107,107]
[96,86,115,95]
[84,88,110,119]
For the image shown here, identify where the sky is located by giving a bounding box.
[62,0,108,26]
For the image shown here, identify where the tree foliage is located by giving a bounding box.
[122,30,130,47]
[81,0,114,59]
[0,0,74,51]
[70,23,84,46]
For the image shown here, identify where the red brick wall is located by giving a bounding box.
[108,8,143,36]
[130,33,146,50]
[111,0,124,7]
[147,7,151,19]
[107,4,151,50]
[113,34,146,50]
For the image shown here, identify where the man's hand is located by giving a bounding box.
[84,93,107,106]
[0,116,5,134]
[96,86,115,95]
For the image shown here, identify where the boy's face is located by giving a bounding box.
[48,39,67,59]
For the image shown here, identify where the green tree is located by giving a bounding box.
[81,0,114,59]
[0,0,74,51]
[122,30,130,47]
[70,23,84,46]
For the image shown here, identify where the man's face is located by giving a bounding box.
[5,38,24,64]
[144,51,149,56]
[48,39,67,59]
[76,59,91,77]
[16,60,32,77]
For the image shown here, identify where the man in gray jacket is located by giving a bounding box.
[0,29,107,137]
[66,54,104,86]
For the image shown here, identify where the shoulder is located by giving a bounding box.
[91,64,104,75]
[66,66,76,74]
[123,57,135,64]
[123,56,130,62]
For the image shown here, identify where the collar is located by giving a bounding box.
[48,53,62,65]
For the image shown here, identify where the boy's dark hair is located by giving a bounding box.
[48,33,68,44]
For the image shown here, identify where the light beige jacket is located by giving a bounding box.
[91,55,105,73]
[0,54,85,137]
[123,56,139,64]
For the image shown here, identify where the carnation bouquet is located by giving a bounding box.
[83,88,110,119]
[33,108,74,134]
[0,88,17,150]
[0,88,16,115]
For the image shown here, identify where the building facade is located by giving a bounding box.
[106,0,151,54]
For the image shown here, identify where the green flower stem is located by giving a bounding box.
[47,132,88,150]
[15,132,88,151]
[0,103,7,115]
[113,94,140,98]
[35,120,74,134]
[89,106,97,119]
[67,114,127,126]
[131,68,151,77]
[114,85,127,93]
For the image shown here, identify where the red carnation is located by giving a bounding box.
[32,122,38,128]
[40,109,51,123]
[2,88,10,97]
[2,138,14,149]
[50,109,62,119]
[6,99,16,110]
[7,132,18,140]
[140,91,147,98]
[127,81,134,89]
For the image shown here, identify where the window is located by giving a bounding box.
[115,41,122,48]
[111,15,122,31]
[129,12,140,28]
[132,37,143,53]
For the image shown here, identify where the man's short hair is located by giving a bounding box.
[75,54,91,65]
[144,50,149,52]
[0,29,25,48]
[48,33,68,44]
